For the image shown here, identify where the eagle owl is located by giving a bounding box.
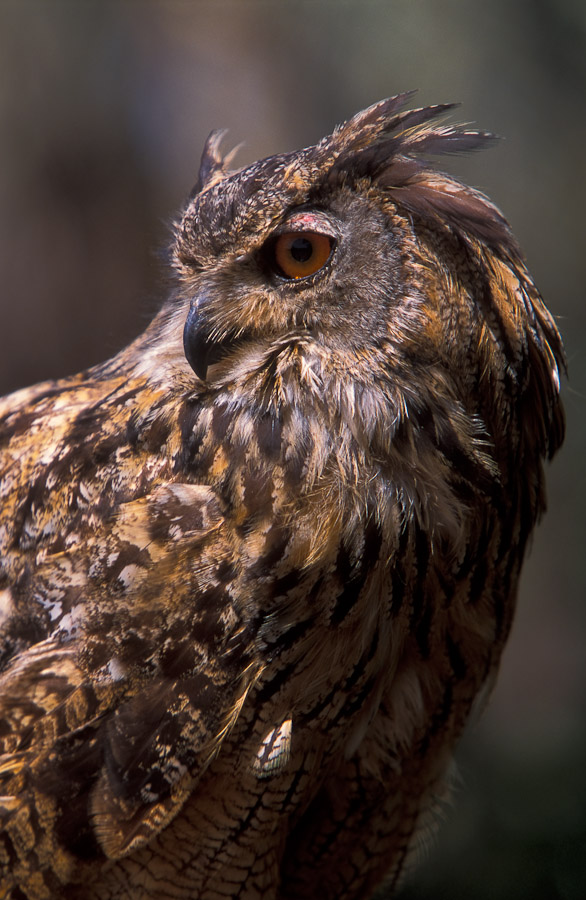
[0,94,564,899]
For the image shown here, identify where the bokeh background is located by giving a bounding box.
[0,1,584,897]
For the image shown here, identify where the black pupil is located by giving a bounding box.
[290,237,313,262]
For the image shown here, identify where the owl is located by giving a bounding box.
[0,93,564,899]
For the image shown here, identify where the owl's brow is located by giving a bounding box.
[277,212,332,233]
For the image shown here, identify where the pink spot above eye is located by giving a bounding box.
[286,213,329,232]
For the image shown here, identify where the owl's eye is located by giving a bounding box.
[272,231,334,280]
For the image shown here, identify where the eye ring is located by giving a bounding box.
[272,231,335,280]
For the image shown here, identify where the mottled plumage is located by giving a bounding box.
[0,94,564,899]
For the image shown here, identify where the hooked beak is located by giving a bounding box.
[183,300,210,380]
[183,297,239,381]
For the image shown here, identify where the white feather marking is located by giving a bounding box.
[0,588,14,625]
[107,657,126,682]
[253,718,292,778]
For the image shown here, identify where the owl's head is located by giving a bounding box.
[173,94,514,379]
[169,93,562,464]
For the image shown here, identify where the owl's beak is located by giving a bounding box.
[183,301,210,380]
[183,299,239,381]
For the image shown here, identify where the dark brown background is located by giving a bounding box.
[0,2,584,897]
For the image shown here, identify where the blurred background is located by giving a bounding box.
[0,1,584,896]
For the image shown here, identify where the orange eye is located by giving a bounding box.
[273,231,334,279]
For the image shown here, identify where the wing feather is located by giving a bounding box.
[0,481,262,876]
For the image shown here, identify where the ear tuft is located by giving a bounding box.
[191,130,242,197]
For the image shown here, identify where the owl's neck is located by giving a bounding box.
[163,333,493,569]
